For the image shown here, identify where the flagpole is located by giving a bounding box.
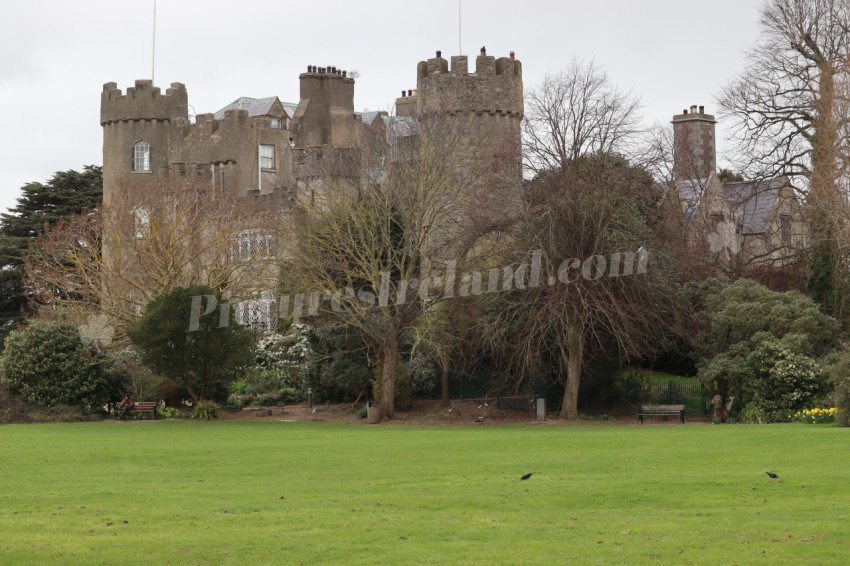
[152,0,157,83]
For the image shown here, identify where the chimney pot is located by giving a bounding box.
[699,105,705,114]
[510,51,515,60]
[683,109,688,114]
[342,70,347,77]
[690,105,698,114]
[402,90,406,97]
[408,89,412,96]
[436,50,442,58]
[480,46,486,55]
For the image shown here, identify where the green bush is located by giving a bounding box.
[694,279,837,420]
[828,344,850,427]
[106,346,166,401]
[128,286,253,403]
[0,323,117,412]
[158,406,188,419]
[192,400,221,421]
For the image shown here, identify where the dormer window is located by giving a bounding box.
[133,140,150,172]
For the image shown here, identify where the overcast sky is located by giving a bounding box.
[0,0,764,215]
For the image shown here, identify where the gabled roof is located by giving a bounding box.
[672,178,709,227]
[214,96,282,120]
[724,178,786,235]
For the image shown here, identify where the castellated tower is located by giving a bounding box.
[101,80,188,205]
[672,104,716,181]
[395,49,524,169]
[291,66,360,148]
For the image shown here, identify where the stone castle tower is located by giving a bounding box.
[100,80,188,205]
[100,48,524,214]
[395,48,523,167]
[671,104,716,181]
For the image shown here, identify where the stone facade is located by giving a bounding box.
[101,50,523,207]
[668,105,807,274]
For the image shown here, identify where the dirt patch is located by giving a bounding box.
[217,399,708,426]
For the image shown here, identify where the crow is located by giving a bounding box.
[520,473,533,481]
[765,471,778,479]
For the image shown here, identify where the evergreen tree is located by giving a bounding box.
[0,166,102,345]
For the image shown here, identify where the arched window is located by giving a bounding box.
[133,140,150,172]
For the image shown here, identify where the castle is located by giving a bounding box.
[100,49,524,328]
[100,48,523,207]
[100,48,807,327]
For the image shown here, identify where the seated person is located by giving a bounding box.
[119,395,132,420]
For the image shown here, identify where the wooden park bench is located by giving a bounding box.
[113,401,158,420]
[636,404,685,424]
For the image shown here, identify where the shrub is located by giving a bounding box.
[128,286,253,403]
[192,400,221,421]
[739,404,768,424]
[0,323,117,412]
[158,406,188,419]
[828,344,850,427]
[694,279,839,415]
[742,340,827,422]
[106,346,166,401]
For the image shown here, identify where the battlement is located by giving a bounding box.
[416,50,522,79]
[101,80,188,125]
[409,50,523,118]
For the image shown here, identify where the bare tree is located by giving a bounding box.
[282,110,500,418]
[24,175,279,341]
[482,154,680,419]
[523,58,643,176]
[718,0,850,315]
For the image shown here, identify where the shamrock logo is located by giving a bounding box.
[78,314,114,352]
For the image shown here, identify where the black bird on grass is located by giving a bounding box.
[765,471,778,479]
[520,473,533,481]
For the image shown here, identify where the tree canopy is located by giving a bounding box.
[127,286,254,402]
[0,166,102,345]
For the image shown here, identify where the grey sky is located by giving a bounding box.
[0,0,763,215]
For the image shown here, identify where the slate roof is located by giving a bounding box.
[672,178,708,226]
[214,96,281,120]
[724,178,786,235]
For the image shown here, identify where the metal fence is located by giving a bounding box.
[624,378,708,417]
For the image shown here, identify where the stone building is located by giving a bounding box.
[668,105,807,280]
[100,49,524,328]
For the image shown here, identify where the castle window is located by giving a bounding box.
[259,144,275,170]
[271,118,281,129]
[133,206,150,238]
[234,292,276,331]
[780,215,791,245]
[233,229,275,261]
[133,140,150,172]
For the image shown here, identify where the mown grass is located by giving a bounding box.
[1,420,848,565]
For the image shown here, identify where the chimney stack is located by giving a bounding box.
[671,105,717,181]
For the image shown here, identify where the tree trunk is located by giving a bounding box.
[440,362,450,406]
[380,332,400,419]
[559,322,584,420]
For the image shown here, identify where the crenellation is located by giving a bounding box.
[475,55,496,75]
[451,56,468,75]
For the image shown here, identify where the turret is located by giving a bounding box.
[100,80,188,204]
[397,49,524,172]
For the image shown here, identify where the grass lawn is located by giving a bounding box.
[1,421,848,565]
